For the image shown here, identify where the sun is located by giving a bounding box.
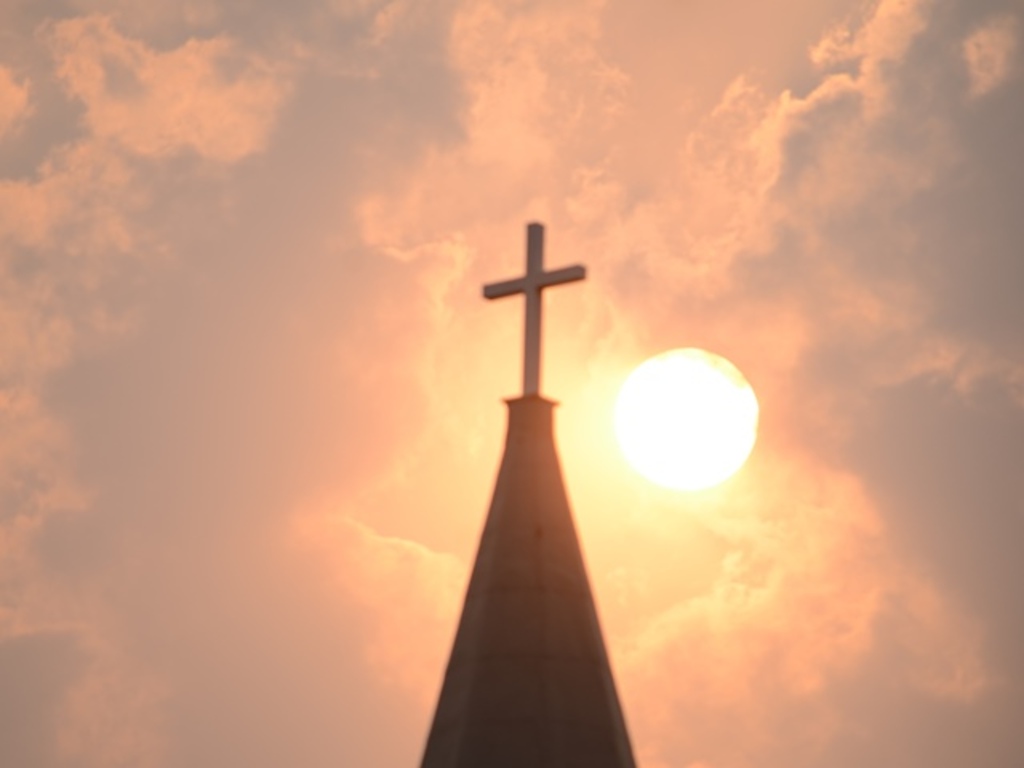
[614,348,759,491]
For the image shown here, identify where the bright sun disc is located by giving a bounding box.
[615,348,759,491]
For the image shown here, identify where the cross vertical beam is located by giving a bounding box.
[523,224,543,396]
[483,223,586,397]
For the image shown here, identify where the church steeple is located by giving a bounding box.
[419,225,636,767]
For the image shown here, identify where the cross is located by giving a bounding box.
[484,223,586,397]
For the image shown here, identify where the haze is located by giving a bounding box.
[0,1,1021,767]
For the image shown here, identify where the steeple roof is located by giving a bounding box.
[420,395,636,767]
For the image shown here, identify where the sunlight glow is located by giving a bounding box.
[615,348,759,491]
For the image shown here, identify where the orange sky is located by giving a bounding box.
[1,1,1022,767]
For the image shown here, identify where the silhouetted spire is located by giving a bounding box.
[420,225,636,767]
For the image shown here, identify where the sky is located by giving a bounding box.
[0,0,1022,766]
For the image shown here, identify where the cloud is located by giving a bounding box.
[55,633,168,768]
[291,509,466,703]
[615,453,986,767]
[0,0,1020,766]
[0,67,30,140]
[963,14,1018,98]
[49,15,290,161]
[0,12,295,767]
[809,0,930,114]
[352,1,1011,766]
[0,632,84,767]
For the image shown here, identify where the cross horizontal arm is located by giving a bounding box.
[538,265,586,287]
[483,277,526,300]
[483,265,585,300]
